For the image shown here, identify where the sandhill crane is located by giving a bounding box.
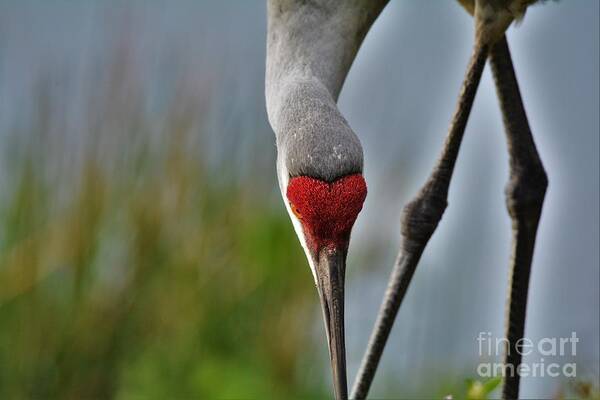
[265,1,547,399]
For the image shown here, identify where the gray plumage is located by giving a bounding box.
[266,0,388,182]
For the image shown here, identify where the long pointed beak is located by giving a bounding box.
[315,246,348,400]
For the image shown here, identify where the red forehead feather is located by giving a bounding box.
[286,174,367,252]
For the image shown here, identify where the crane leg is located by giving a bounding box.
[489,36,548,400]
[351,43,489,400]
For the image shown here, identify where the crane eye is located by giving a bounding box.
[290,203,303,220]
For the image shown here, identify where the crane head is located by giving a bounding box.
[285,173,367,400]
[271,79,366,399]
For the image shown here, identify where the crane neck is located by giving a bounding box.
[265,0,388,133]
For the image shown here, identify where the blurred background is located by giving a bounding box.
[0,1,598,399]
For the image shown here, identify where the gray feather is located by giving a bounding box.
[265,0,388,182]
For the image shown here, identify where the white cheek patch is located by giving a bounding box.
[277,159,318,285]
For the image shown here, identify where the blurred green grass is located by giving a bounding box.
[0,41,330,397]
[0,142,332,398]
[0,142,330,399]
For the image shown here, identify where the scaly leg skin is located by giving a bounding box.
[350,43,489,400]
[490,36,548,400]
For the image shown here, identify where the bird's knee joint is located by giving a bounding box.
[400,191,447,247]
[505,164,548,219]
